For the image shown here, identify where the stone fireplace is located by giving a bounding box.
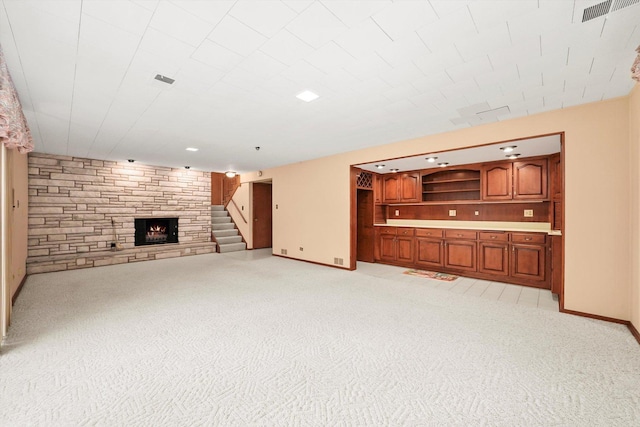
[134,217,179,246]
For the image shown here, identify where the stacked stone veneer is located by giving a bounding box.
[27,153,214,273]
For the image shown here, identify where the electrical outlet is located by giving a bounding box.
[299,247,304,251]
[474,211,479,216]
[449,210,457,217]
[395,209,400,216]
[524,209,534,217]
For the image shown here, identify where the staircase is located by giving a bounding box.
[211,205,246,253]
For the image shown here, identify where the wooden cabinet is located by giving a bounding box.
[510,233,546,283]
[378,227,414,264]
[482,159,548,201]
[421,169,480,202]
[415,228,444,268]
[550,153,562,230]
[373,173,383,204]
[478,232,509,276]
[550,235,563,295]
[383,172,420,203]
[444,230,477,272]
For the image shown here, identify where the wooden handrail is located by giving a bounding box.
[228,198,248,224]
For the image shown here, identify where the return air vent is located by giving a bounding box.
[334,257,344,266]
[582,0,612,22]
[611,0,640,12]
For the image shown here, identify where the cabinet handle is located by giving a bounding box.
[491,236,496,239]
[525,237,532,241]
[457,234,462,237]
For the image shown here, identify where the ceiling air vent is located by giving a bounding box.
[582,0,612,22]
[611,0,640,12]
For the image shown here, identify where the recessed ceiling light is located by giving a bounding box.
[184,166,190,169]
[500,146,517,153]
[438,162,449,167]
[185,147,199,152]
[426,156,438,163]
[127,159,135,163]
[296,90,319,102]
[390,168,400,173]
[154,74,175,84]
[375,164,385,169]
[225,171,237,178]
[506,153,521,159]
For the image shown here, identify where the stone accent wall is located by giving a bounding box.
[27,153,212,273]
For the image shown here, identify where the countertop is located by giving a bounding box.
[379,220,561,235]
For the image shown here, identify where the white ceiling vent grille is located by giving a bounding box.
[611,0,640,12]
[582,0,612,22]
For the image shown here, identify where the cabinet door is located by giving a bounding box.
[550,154,562,201]
[513,159,548,200]
[373,174,383,204]
[396,236,415,264]
[445,240,477,272]
[400,172,420,202]
[510,244,546,282]
[550,235,563,295]
[482,163,513,200]
[379,234,396,262]
[415,238,444,268]
[383,175,400,203]
[478,242,509,276]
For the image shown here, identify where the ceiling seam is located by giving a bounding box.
[65,0,83,156]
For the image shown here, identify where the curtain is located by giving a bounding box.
[0,44,33,154]
[633,45,640,83]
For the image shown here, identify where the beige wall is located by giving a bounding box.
[8,148,28,297]
[630,84,640,331]
[243,96,634,321]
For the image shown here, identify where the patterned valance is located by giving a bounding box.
[633,45,640,83]
[0,43,33,153]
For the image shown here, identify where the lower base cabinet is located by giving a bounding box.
[444,240,476,272]
[478,242,509,276]
[415,237,444,268]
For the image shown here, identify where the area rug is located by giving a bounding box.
[403,269,459,281]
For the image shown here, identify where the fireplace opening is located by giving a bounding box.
[134,217,178,246]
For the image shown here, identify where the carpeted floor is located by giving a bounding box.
[1,251,639,426]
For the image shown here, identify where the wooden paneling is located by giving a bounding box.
[386,202,550,222]
[211,172,224,205]
[551,235,563,295]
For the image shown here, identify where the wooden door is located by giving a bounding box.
[400,172,420,202]
[357,189,374,262]
[444,240,477,272]
[252,183,272,249]
[415,238,444,268]
[482,163,512,200]
[379,234,396,262]
[478,242,509,276]
[513,159,548,200]
[396,236,414,264]
[382,175,400,203]
[510,244,546,282]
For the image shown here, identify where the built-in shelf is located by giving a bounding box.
[422,169,481,202]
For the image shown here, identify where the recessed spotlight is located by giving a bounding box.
[184,166,190,169]
[296,90,319,102]
[390,168,400,173]
[185,147,199,152]
[255,146,261,151]
[438,162,449,167]
[426,156,438,163]
[127,159,135,163]
[225,171,237,178]
[375,164,385,169]
[506,153,521,159]
[500,146,517,153]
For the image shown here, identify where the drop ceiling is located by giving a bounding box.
[0,0,638,172]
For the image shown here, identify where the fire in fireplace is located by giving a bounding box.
[134,218,178,246]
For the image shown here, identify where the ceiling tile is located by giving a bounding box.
[383,83,420,103]
[376,32,431,68]
[208,16,267,56]
[439,79,479,99]
[169,0,234,25]
[507,0,574,45]
[281,60,326,86]
[222,68,266,92]
[149,1,215,46]
[237,51,288,79]
[4,0,79,48]
[467,0,538,33]
[259,30,314,66]
[446,56,493,82]
[413,45,464,74]
[343,52,391,81]
[229,0,297,37]
[319,0,391,27]
[173,59,225,94]
[474,65,519,88]
[35,112,70,153]
[415,6,476,49]
[132,0,159,12]
[454,23,511,62]
[428,0,472,18]
[281,0,314,13]
[411,72,453,93]
[334,18,393,59]
[305,42,354,73]
[371,1,438,41]
[77,14,140,69]
[378,62,425,87]
[410,90,447,109]
[82,0,152,36]
[192,39,244,72]
[319,69,361,93]
[286,2,347,48]
[139,27,196,63]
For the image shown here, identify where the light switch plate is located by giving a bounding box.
[524,209,534,217]
[449,210,457,217]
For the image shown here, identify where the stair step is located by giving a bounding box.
[212,217,231,224]
[216,236,242,245]
[219,242,247,253]
[213,229,238,237]
[211,211,229,218]
[212,223,235,230]
[211,205,225,211]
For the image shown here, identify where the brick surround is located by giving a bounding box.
[27,153,214,273]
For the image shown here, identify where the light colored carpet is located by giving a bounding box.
[1,251,639,426]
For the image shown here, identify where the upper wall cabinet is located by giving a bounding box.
[421,168,480,202]
[482,159,548,201]
[383,172,420,203]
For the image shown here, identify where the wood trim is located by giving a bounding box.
[11,273,27,305]
[350,166,358,270]
[274,253,356,271]
[228,198,248,224]
[559,132,566,310]
[559,308,628,324]
[628,322,640,346]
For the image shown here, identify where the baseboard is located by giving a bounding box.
[11,274,28,305]
[628,322,640,346]
[273,254,355,271]
[559,308,627,324]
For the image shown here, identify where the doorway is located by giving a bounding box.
[357,189,374,262]
[252,182,272,249]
